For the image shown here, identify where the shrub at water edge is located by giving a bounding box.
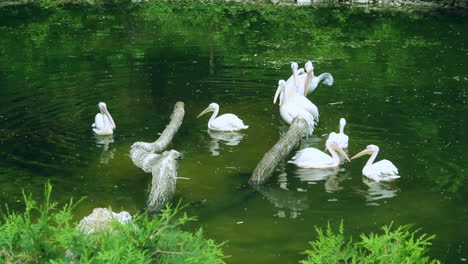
[301,221,441,264]
[0,183,226,264]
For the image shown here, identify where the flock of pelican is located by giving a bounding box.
[92,60,399,183]
[278,61,399,182]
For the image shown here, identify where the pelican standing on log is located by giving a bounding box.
[351,144,400,182]
[92,102,116,136]
[288,140,350,169]
[279,62,305,105]
[274,80,319,128]
[197,103,248,132]
[327,118,349,149]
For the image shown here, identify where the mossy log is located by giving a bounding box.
[130,101,185,212]
[249,117,312,185]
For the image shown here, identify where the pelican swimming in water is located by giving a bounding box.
[92,102,116,136]
[288,140,350,169]
[274,80,319,127]
[197,103,248,131]
[302,61,334,96]
[327,118,349,149]
[351,144,400,182]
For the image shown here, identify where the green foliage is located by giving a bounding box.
[301,222,441,264]
[0,183,226,264]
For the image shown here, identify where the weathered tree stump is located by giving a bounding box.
[249,117,312,185]
[147,150,182,211]
[130,101,185,212]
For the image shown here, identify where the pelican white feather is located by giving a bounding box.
[197,103,248,132]
[274,80,317,134]
[288,140,350,169]
[92,102,116,136]
[351,144,400,182]
[327,118,349,149]
[303,61,334,96]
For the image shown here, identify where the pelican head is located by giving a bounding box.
[326,140,351,162]
[340,118,346,127]
[291,62,299,87]
[303,61,315,95]
[305,61,314,73]
[197,103,219,118]
[98,102,116,129]
[273,80,286,105]
[291,62,299,71]
[351,144,379,159]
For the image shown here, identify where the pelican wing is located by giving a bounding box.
[94,113,104,130]
[210,113,248,131]
[288,148,334,168]
[364,159,400,182]
[93,113,114,135]
[280,104,315,134]
[292,96,319,123]
[307,73,334,95]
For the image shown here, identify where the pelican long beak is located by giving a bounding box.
[104,108,116,129]
[331,143,351,162]
[304,71,312,96]
[197,107,213,118]
[351,149,372,160]
[100,105,116,129]
[273,84,284,104]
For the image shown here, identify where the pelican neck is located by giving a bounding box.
[208,106,219,126]
[304,71,313,95]
[366,149,379,167]
[326,143,341,167]
[339,122,345,134]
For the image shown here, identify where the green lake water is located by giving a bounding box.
[0,3,467,263]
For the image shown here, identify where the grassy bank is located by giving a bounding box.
[0,184,441,263]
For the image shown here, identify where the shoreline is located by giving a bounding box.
[0,0,467,11]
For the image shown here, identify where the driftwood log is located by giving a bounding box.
[130,102,185,212]
[249,117,312,185]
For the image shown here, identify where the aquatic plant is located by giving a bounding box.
[0,183,226,263]
[301,222,441,264]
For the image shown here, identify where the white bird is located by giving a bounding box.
[278,62,306,106]
[302,61,334,96]
[327,118,349,149]
[351,144,400,182]
[288,140,350,169]
[197,103,248,131]
[274,80,319,125]
[92,102,116,136]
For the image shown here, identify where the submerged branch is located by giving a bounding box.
[249,117,311,185]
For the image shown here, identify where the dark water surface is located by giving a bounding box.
[0,4,467,263]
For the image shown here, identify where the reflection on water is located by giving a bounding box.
[95,135,115,164]
[253,184,309,219]
[207,130,244,156]
[362,177,399,205]
[293,167,350,193]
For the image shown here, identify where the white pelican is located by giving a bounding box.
[288,140,350,169]
[303,61,334,96]
[278,62,306,106]
[274,80,319,125]
[351,145,400,182]
[327,118,349,149]
[197,103,248,131]
[92,102,116,136]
